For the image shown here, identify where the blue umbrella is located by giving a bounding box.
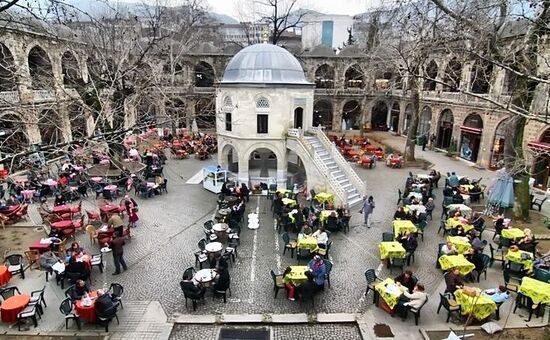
[487,171,515,208]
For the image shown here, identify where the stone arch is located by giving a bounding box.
[38,109,64,145]
[470,59,493,94]
[342,100,362,130]
[194,61,215,87]
[436,108,454,149]
[532,126,550,188]
[344,64,364,89]
[314,64,334,88]
[165,98,187,128]
[194,97,215,129]
[294,107,304,129]
[371,101,388,131]
[0,42,17,91]
[390,102,400,132]
[243,143,284,166]
[418,106,432,136]
[61,50,81,87]
[220,142,239,173]
[313,99,333,129]
[28,45,54,89]
[459,113,484,162]
[443,57,461,92]
[0,111,29,155]
[423,60,438,91]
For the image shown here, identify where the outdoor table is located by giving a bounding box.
[194,269,218,284]
[379,242,406,260]
[0,265,11,285]
[392,220,417,238]
[90,177,103,182]
[374,150,384,159]
[405,205,426,215]
[1,294,30,323]
[454,288,496,321]
[104,184,118,192]
[51,220,74,230]
[315,192,334,204]
[276,189,290,197]
[224,196,239,205]
[147,182,158,189]
[97,227,115,244]
[407,192,423,201]
[53,205,72,214]
[389,157,401,167]
[445,218,474,233]
[416,174,432,180]
[29,239,52,254]
[75,291,98,322]
[319,210,338,224]
[282,198,297,207]
[375,278,408,310]
[501,228,525,240]
[297,236,318,250]
[287,266,308,285]
[446,236,472,254]
[212,223,228,232]
[204,242,223,253]
[21,190,35,202]
[438,255,475,275]
[460,184,474,192]
[42,179,58,188]
[218,208,231,216]
[446,204,472,218]
[505,249,534,272]
[519,277,550,305]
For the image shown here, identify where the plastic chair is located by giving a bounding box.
[59,298,81,330]
[364,269,382,302]
[270,270,285,298]
[382,232,394,242]
[5,254,25,279]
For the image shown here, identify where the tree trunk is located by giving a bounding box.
[405,76,420,162]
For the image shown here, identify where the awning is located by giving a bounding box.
[527,141,550,151]
[460,125,483,134]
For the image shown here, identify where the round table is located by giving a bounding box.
[53,205,72,214]
[212,223,228,232]
[194,269,218,284]
[0,266,12,286]
[91,177,103,182]
[104,185,117,191]
[1,294,30,323]
[204,242,223,253]
[51,220,74,230]
[218,208,231,216]
[75,291,98,322]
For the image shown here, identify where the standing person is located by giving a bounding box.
[107,231,128,275]
[360,196,375,228]
[128,202,139,228]
[429,133,436,150]
[108,212,125,236]
[421,133,428,151]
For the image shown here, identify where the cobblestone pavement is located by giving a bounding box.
[169,324,362,340]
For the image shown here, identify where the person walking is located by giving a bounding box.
[360,195,375,228]
[421,133,428,151]
[107,231,128,275]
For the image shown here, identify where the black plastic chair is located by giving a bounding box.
[389,257,406,274]
[382,232,394,242]
[109,283,124,309]
[59,298,81,330]
[323,259,333,288]
[17,304,40,331]
[282,232,297,258]
[296,248,313,264]
[489,244,505,268]
[183,267,197,280]
[407,296,429,325]
[531,196,547,212]
[436,293,461,322]
[364,269,382,303]
[96,304,119,332]
[213,278,231,303]
[5,254,25,279]
[397,189,403,205]
[64,285,76,301]
[270,270,285,298]
[513,292,543,321]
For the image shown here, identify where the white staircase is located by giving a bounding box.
[287,127,366,207]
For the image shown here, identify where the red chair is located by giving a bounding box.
[86,210,100,222]
[14,204,28,221]
[71,201,82,217]
[73,216,85,232]
[62,226,76,239]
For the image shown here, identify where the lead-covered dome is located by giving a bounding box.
[221,43,310,85]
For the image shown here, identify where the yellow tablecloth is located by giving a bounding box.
[505,250,534,272]
[447,236,472,254]
[276,189,291,197]
[287,266,308,284]
[315,192,334,204]
[445,218,474,233]
[379,242,406,260]
[297,236,318,250]
[319,210,338,224]
[282,198,297,207]
[439,255,475,275]
[501,228,525,240]
[519,277,550,305]
[454,289,497,320]
[375,278,407,309]
[393,220,417,237]
[460,184,474,192]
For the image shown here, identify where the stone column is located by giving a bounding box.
[276,148,288,189]
[237,152,249,186]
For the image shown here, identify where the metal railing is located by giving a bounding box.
[308,127,366,198]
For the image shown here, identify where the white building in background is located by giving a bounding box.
[219,22,269,46]
[301,12,354,50]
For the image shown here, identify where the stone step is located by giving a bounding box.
[341,183,352,190]
[348,196,363,207]
[347,193,361,201]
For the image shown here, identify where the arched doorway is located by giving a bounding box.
[313,100,333,129]
[459,113,483,162]
[371,101,388,131]
[342,100,362,130]
[28,46,54,89]
[0,112,28,156]
[249,147,278,184]
[489,119,511,170]
[314,64,334,88]
[531,128,550,189]
[436,109,454,149]
[194,62,215,87]
[287,149,306,188]
[403,104,413,133]
[443,58,461,92]
[294,107,303,129]
[38,110,64,145]
[344,64,364,89]
[0,43,17,92]
[195,98,216,129]
[390,102,400,132]
[418,106,432,136]
[221,144,239,173]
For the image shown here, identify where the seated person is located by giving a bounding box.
[470,212,484,230]
[282,267,296,301]
[394,270,416,294]
[301,224,313,236]
[483,285,509,303]
[443,186,454,197]
[466,249,485,279]
[393,207,408,220]
[425,198,435,213]
[470,232,484,251]
[54,194,66,206]
[65,256,89,283]
[71,279,90,300]
[444,268,464,294]
[518,228,534,250]
[441,241,458,256]
[307,255,327,292]
[399,232,418,266]
[494,215,505,235]
[312,227,328,248]
[396,284,427,319]
[180,275,206,300]
[325,212,340,232]
[534,250,550,269]
[296,271,317,301]
[452,191,464,204]
[95,289,119,317]
[69,241,84,256]
[213,265,230,292]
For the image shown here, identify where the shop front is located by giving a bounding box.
[529,128,550,189]
[436,109,454,149]
[459,114,483,162]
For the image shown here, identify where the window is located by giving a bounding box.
[223,96,233,110]
[257,114,268,133]
[225,112,232,131]
[256,97,270,109]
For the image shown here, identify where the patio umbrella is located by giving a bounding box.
[487,170,515,209]
[191,119,199,133]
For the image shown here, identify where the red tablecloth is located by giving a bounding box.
[51,220,74,230]
[29,240,51,254]
[75,291,98,322]
[0,266,11,286]
[100,205,120,214]
[1,294,30,323]
[53,205,72,214]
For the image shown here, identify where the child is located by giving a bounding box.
[282,267,296,301]
[128,203,139,228]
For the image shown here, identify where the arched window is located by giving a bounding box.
[28,46,54,89]
[443,58,462,92]
[0,43,17,92]
[423,60,438,91]
[223,96,233,110]
[223,96,233,132]
[256,97,270,109]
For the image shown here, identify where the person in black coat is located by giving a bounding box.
[65,257,89,282]
[95,289,118,317]
[399,232,418,266]
[213,265,230,292]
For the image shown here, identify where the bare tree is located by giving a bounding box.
[254,0,308,44]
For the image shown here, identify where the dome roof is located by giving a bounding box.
[221,43,310,85]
